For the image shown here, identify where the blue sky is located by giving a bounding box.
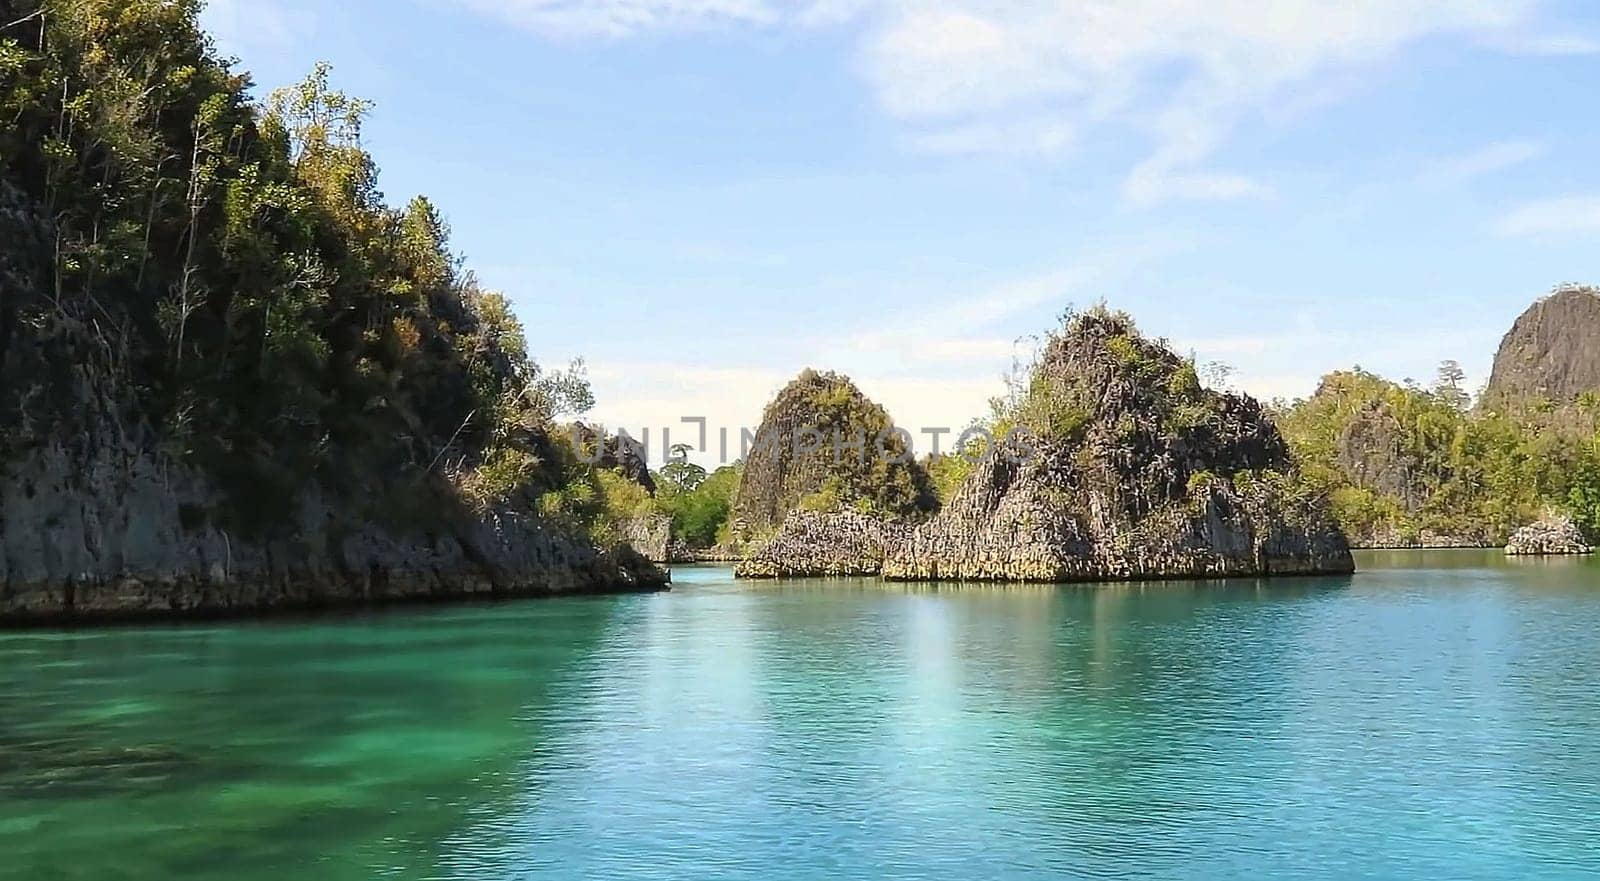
[204,0,1600,464]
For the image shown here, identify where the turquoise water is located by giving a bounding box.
[4,551,1600,880]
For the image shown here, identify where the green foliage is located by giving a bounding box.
[1567,440,1600,538]
[1276,368,1600,543]
[657,443,707,495]
[798,477,846,513]
[924,451,975,506]
[0,1,591,534]
[1017,374,1091,440]
[659,464,741,547]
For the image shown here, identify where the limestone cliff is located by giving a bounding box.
[1483,284,1600,409]
[735,510,908,578]
[877,308,1353,582]
[1336,402,1426,512]
[1,432,666,623]
[729,370,936,539]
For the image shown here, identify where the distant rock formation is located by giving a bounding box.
[878,308,1354,582]
[569,422,656,494]
[1483,285,1600,409]
[621,512,675,563]
[736,510,909,578]
[1505,514,1592,556]
[729,370,936,539]
[1354,527,1494,550]
[1275,369,1523,548]
[1336,402,1426,512]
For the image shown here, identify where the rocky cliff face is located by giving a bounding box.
[569,421,656,494]
[0,317,666,623]
[621,512,694,564]
[735,510,909,578]
[729,370,936,538]
[0,433,666,622]
[1483,285,1600,409]
[876,309,1353,582]
[1336,403,1426,512]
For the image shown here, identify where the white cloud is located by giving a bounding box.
[441,0,1570,202]
[831,235,1193,374]
[202,0,313,58]
[1421,139,1546,186]
[908,118,1076,156]
[1496,195,1600,236]
[1176,324,1502,403]
[442,0,785,37]
[860,1,1538,201]
[1479,31,1600,55]
[582,361,792,466]
[583,359,1006,466]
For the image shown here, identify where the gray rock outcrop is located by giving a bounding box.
[1505,514,1592,556]
[1,432,667,622]
[621,512,681,563]
[735,510,909,578]
[1336,402,1426,512]
[0,418,662,620]
[0,333,667,623]
[569,421,656,494]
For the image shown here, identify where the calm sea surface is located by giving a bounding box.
[3,551,1600,880]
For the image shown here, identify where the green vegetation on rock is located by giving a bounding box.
[882,306,1353,582]
[0,1,669,618]
[1275,367,1600,547]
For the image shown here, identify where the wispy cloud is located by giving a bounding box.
[857,1,1540,203]
[830,235,1194,374]
[1496,195,1600,236]
[441,0,783,37]
[1479,31,1600,55]
[439,0,1580,204]
[202,0,314,58]
[1421,139,1547,187]
[908,118,1075,156]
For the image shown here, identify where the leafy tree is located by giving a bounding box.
[658,443,708,496]
[1433,360,1470,411]
[658,463,741,547]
